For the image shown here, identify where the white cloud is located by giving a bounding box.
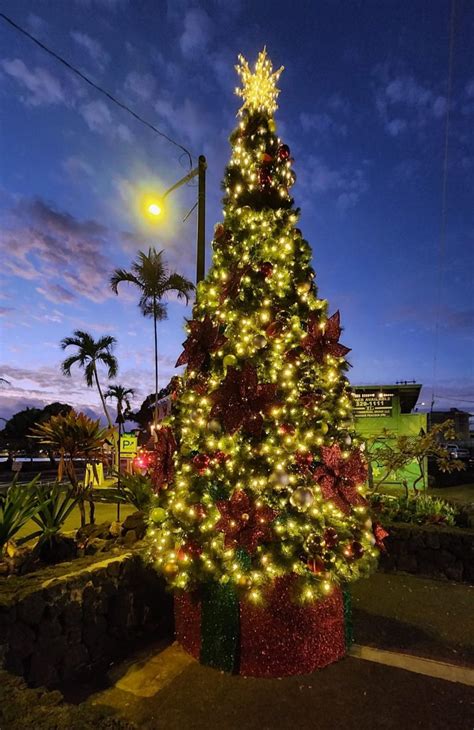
[1,198,114,304]
[375,72,447,136]
[386,118,407,136]
[124,71,156,101]
[179,7,212,58]
[62,156,94,178]
[70,31,110,70]
[1,58,67,107]
[301,156,369,210]
[26,14,48,34]
[80,99,133,141]
[300,94,350,138]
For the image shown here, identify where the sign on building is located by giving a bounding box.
[353,391,394,418]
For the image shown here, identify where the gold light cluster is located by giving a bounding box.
[235,48,284,116]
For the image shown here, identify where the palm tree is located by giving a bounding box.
[105,384,135,427]
[110,249,194,430]
[60,331,118,430]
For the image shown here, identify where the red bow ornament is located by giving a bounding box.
[313,444,367,514]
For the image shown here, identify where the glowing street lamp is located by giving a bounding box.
[142,155,207,284]
[148,202,162,217]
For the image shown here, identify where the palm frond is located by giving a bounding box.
[61,355,80,377]
[110,269,141,294]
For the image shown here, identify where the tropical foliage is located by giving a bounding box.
[0,475,45,553]
[28,483,78,553]
[60,330,118,429]
[110,248,193,430]
[370,492,459,527]
[0,402,72,463]
[364,421,465,492]
[105,384,135,425]
[30,411,109,526]
[95,472,153,512]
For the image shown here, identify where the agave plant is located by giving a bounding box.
[28,483,78,550]
[0,475,45,554]
[30,411,110,527]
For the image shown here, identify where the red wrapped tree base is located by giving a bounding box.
[174,577,346,677]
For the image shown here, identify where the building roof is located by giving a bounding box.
[352,383,422,414]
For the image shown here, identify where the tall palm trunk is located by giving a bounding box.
[93,365,113,428]
[93,365,118,472]
[153,297,159,434]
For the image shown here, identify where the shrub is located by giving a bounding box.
[370,492,458,527]
[0,475,45,553]
[95,472,153,512]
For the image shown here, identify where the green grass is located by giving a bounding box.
[16,501,136,541]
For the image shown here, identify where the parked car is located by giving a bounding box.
[445,443,470,459]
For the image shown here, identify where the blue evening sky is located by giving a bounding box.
[0,0,473,422]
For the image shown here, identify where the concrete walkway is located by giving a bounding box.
[80,571,474,730]
[85,642,473,730]
[352,571,474,666]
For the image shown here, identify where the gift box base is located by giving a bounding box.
[175,577,347,677]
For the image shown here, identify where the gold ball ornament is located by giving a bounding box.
[163,562,178,576]
[207,419,222,433]
[290,486,315,511]
[297,281,312,295]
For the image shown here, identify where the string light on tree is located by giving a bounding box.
[148,49,385,677]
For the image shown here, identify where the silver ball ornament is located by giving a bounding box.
[290,486,315,511]
[253,334,267,349]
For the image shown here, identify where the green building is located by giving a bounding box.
[353,383,427,489]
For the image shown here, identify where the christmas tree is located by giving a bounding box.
[149,50,385,675]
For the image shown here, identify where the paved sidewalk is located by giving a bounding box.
[86,642,473,730]
[352,571,474,666]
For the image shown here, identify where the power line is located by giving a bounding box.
[430,0,456,413]
[0,11,194,169]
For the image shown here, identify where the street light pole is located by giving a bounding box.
[196,155,206,284]
[149,155,207,285]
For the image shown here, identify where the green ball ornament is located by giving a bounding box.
[223,354,237,370]
[290,486,314,511]
[150,507,167,524]
[319,422,329,435]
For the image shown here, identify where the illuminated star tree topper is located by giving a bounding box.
[235,47,284,116]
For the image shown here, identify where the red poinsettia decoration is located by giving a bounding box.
[175,315,227,370]
[150,426,176,491]
[373,522,389,552]
[301,311,351,362]
[313,444,367,514]
[219,264,251,303]
[209,363,277,435]
[215,490,276,554]
[192,450,229,474]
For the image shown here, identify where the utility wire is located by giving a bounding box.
[0,11,194,169]
[430,0,456,413]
